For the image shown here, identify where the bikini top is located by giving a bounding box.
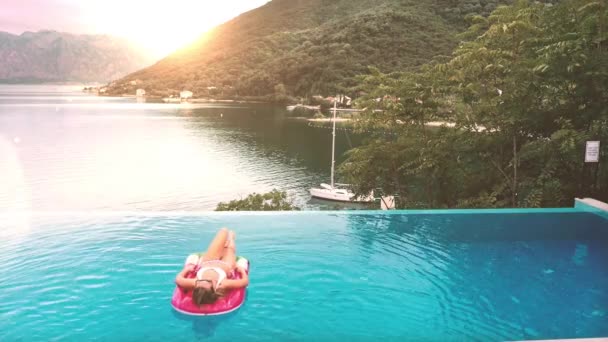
[196,264,227,289]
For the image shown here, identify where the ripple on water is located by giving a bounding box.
[1,212,607,341]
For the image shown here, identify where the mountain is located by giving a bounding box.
[0,30,153,83]
[106,0,511,99]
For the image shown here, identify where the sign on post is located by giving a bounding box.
[380,196,395,210]
[585,141,600,163]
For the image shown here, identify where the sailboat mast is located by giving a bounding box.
[331,99,337,188]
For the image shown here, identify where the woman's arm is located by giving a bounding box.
[175,265,196,290]
[222,267,249,290]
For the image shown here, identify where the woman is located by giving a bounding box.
[175,228,249,305]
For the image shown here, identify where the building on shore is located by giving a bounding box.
[136,89,146,97]
[180,90,193,101]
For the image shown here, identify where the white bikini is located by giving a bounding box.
[196,261,229,289]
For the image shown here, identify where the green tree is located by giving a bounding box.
[215,189,299,211]
[342,0,608,209]
[444,0,545,206]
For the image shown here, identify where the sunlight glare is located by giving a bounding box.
[81,0,268,59]
[0,136,31,238]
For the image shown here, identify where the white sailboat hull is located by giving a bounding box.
[310,187,374,203]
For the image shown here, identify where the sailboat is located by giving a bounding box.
[310,100,374,203]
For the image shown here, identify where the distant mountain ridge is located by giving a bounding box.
[0,30,153,83]
[106,0,517,99]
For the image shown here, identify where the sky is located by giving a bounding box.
[0,0,269,59]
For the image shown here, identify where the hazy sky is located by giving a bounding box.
[0,0,269,58]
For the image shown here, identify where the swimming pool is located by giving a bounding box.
[0,209,607,341]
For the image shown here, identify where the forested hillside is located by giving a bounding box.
[106,0,526,99]
[0,30,152,83]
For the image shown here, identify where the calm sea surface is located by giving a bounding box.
[0,84,366,212]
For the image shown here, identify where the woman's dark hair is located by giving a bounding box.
[192,286,220,306]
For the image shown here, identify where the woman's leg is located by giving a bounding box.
[202,228,229,261]
[220,231,236,269]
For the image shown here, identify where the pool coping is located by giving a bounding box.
[2,198,607,218]
[575,198,608,220]
[0,207,586,217]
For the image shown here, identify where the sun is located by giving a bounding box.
[82,0,268,59]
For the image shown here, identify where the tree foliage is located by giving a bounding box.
[215,189,299,211]
[341,0,608,208]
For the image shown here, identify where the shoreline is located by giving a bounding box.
[100,94,273,105]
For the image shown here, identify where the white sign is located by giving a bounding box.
[380,196,395,210]
[585,141,600,163]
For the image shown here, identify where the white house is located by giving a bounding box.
[136,89,146,97]
[180,90,193,100]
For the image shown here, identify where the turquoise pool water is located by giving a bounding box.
[1,210,607,341]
